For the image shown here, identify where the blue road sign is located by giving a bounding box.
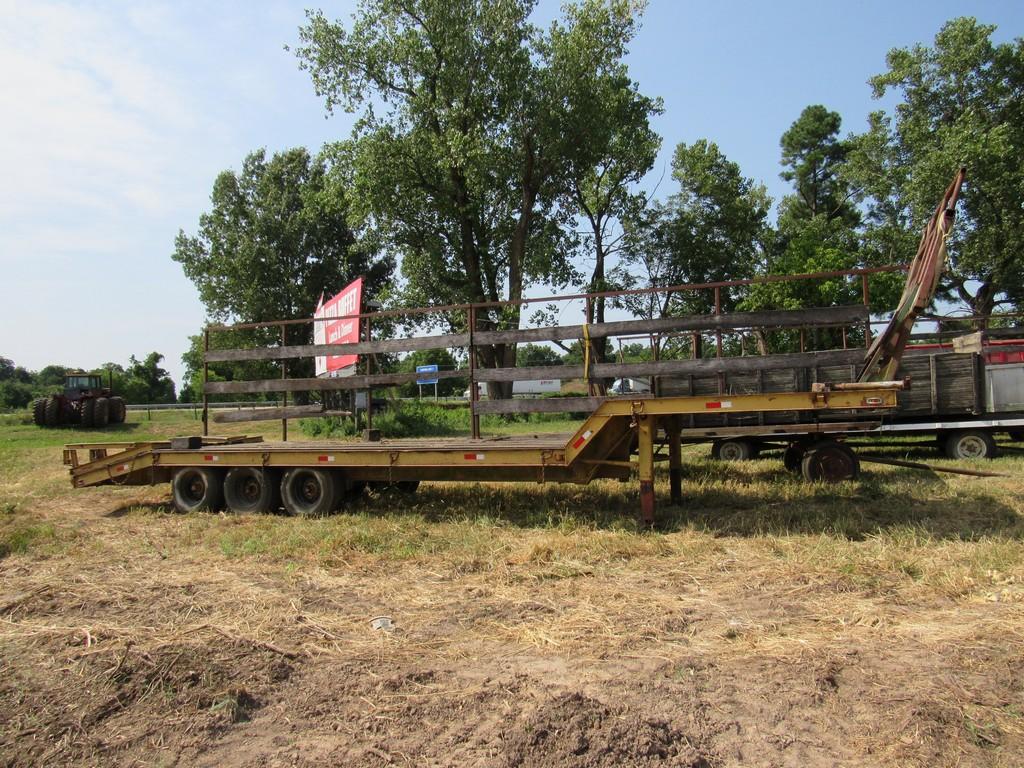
[415,364,439,385]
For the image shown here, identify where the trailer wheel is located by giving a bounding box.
[79,398,95,428]
[172,468,224,513]
[944,430,997,460]
[281,468,338,517]
[800,442,860,482]
[93,397,110,428]
[783,442,808,474]
[109,396,127,424]
[712,439,758,461]
[32,398,47,426]
[44,396,61,427]
[223,468,280,514]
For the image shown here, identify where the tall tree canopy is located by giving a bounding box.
[847,17,1024,319]
[778,105,858,226]
[295,0,658,387]
[173,147,391,325]
[617,140,770,320]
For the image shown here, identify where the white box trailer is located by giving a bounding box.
[465,380,562,398]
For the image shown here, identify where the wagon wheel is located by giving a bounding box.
[800,441,860,482]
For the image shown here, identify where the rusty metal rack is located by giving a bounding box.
[64,383,903,523]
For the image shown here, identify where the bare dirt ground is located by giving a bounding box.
[2,420,1023,767]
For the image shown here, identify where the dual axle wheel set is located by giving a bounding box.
[171,466,418,516]
[711,428,1006,479]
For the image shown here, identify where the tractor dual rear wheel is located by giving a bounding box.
[80,398,95,428]
[108,396,127,424]
[93,397,110,428]
[32,398,47,426]
[44,396,61,427]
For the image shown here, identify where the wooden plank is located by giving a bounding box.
[472,396,604,415]
[929,355,938,413]
[474,348,866,383]
[213,405,325,424]
[205,368,469,395]
[205,333,470,363]
[473,305,869,345]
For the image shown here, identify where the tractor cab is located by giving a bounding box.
[64,374,104,398]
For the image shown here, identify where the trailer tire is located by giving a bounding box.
[224,467,280,514]
[79,398,95,428]
[281,468,338,517]
[32,398,47,426]
[109,396,127,424]
[93,397,110,428]
[783,442,808,474]
[44,396,61,427]
[944,430,997,460]
[800,441,860,482]
[712,439,758,461]
[172,468,224,513]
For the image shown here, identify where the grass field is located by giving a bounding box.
[1,409,1022,767]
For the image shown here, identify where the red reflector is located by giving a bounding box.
[318,455,328,462]
[463,453,476,460]
[203,454,213,461]
[572,436,586,449]
[705,402,722,409]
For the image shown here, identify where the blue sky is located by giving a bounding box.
[1,0,1020,388]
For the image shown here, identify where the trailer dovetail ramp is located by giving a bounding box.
[65,384,902,523]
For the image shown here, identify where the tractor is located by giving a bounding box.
[31,372,127,428]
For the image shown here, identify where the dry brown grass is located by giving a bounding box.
[1,410,1023,766]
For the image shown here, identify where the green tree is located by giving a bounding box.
[35,365,68,389]
[173,146,393,395]
[296,0,656,395]
[741,106,885,344]
[779,105,859,225]
[553,0,662,338]
[847,17,1024,320]
[616,140,770,322]
[121,353,176,404]
[516,343,562,368]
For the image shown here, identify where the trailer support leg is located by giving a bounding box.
[667,420,682,505]
[637,415,656,526]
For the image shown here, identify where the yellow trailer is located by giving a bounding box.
[64,383,902,523]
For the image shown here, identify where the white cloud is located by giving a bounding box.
[0,1,210,226]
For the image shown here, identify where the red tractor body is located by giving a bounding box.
[31,373,126,428]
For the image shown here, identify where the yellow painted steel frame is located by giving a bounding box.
[64,385,903,520]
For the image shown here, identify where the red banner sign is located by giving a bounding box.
[314,278,363,376]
